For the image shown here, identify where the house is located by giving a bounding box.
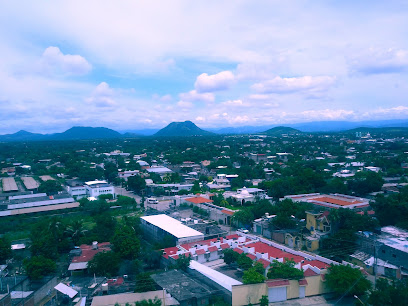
[68,242,111,274]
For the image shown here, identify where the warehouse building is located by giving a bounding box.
[140,214,204,245]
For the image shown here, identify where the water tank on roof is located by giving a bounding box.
[92,241,98,250]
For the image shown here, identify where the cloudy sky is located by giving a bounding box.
[1,1,408,134]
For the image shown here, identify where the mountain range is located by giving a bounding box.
[1,119,407,142]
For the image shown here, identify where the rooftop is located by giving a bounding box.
[151,270,214,302]
[141,214,204,239]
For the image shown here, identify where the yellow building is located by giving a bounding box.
[304,211,331,252]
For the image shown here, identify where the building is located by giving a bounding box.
[91,290,179,306]
[118,170,140,181]
[140,214,204,245]
[66,179,87,199]
[283,193,370,210]
[303,211,331,251]
[151,270,216,306]
[357,226,408,277]
[68,242,111,274]
[85,180,115,199]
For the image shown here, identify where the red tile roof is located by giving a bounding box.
[162,246,180,259]
[185,196,214,204]
[226,234,240,240]
[303,269,319,277]
[221,209,235,216]
[266,279,290,287]
[195,249,206,255]
[208,246,218,252]
[298,279,308,286]
[302,260,329,269]
[72,242,111,263]
[257,258,271,269]
[180,238,219,251]
[233,248,244,254]
[247,253,257,260]
[220,243,230,250]
[247,241,303,263]
[312,196,362,206]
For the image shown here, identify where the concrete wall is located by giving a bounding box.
[32,276,58,305]
[231,283,267,306]
[231,275,331,305]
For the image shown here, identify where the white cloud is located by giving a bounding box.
[194,71,235,93]
[177,101,193,108]
[40,46,92,75]
[179,90,215,103]
[85,82,116,107]
[221,99,244,106]
[300,109,355,121]
[251,76,336,95]
[349,48,408,75]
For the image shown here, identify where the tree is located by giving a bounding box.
[172,254,191,271]
[23,256,56,280]
[237,253,253,270]
[0,237,12,263]
[127,175,146,194]
[135,298,162,306]
[259,295,269,306]
[112,225,141,260]
[116,195,137,208]
[65,220,87,246]
[223,249,239,265]
[267,260,304,280]
[243,267,266,284]
[232,208,254,227]
[93,214,117,242]
[368,278,408,306]
[348,171,384,196]
[38,180,63,195]
[135,273,156,293]
[191,180,201,194]
[88,251,121,276]
[325,264,371,297]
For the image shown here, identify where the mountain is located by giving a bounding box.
[119,128,160,136]
[343,126,408,134]
[49,127,123,140]
[0,127,123,142]
[154,121,214,137]
[263,126,302,136]
[0,130,46,142]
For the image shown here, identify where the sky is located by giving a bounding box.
[1,0,408,134]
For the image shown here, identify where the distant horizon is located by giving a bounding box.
[1,2,408,134]
[2,118,408,136]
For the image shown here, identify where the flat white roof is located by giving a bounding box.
[68,262,88,271]
[55,283,78,298]
[141,214,203,239]
[189,260,242,291]
[85,180,108,186]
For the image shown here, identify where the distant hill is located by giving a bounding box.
[344,126,408,134]
[0,127,123,142]
[263,126,302,136]
[0,130,46,142]
[49,127,123,140]
[154,121,213,137]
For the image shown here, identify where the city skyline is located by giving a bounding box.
[1,1,408,133]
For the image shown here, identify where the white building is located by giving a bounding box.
[84,180,115,198]
[118,170,140,181]
[140,214,204,245]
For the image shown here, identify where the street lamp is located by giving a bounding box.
[354,295,365,305]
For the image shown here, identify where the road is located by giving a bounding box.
[114,186,142,203]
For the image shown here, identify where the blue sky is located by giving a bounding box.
[1,0,408,134]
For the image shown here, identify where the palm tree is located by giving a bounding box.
[65,220,87,246]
